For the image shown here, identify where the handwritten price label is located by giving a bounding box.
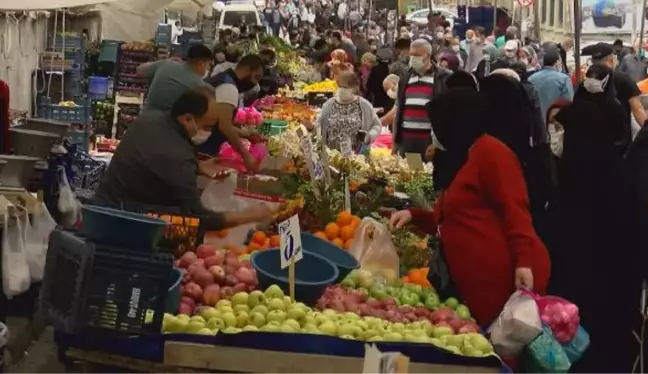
[279,214,303,269]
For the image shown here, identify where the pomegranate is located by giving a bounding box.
[196,243,217,259]
[178,252,197,268]
[194,269,215,288]
[184,282,203,302]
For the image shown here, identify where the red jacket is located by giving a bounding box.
[409,135,550,326]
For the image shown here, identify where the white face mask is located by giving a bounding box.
[190,119,212,144]
[336,87,355,102]
[409,56,426,73]
[452,45,460,52]
[435,32,444,40]
[548,123,563,157]
[431,131,446,151]
[583,75,609,93]
[387,88,397,99]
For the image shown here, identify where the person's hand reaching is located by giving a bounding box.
[515,267,534,290]
[389,210,412,231]
[243,152,259,173]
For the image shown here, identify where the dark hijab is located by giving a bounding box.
[427,88,488,190]
[446,71,479,91]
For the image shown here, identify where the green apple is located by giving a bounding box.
[456,305,471,320]
[362,329,380,340]
[248,290,265,307]
[260,322,280,332]
[242,325,259,332]
[186,321,206,333]
[286,307,306,321]
[442,335,463,348]
[264,285,285,299]
[168,317,188,333]
[342,312,360,321]
[429,338,443,347]
[340,334,355,339]
[207,317,225,330]
[267,298,287,311]
[222,312,237,327]
[399,292,420,306]
[355,320,368,331]
[283,296,293,305]
[251,305,269,316]
[292,302,310,313]
[468,333,493,354]
[300,314,316,326]
[162,314,178,332]
[234,304,250,314]
[341,277,356,289]
[432,326,453,338]
[368,335,384,342]
[250,312,266,327]
[445,297,459,309]
[218,306,234,314]
[267,310,286,324]
[196,328,214,335]
[236,311,249,327]
[390,322,405,334]
[384,332,403,341]
[337,323,362,338]
[201,307,222,321]
[190,315,206,324]
[303,323,321,334]
[404,283,423,294]
[216,300,232,309]
[445,346,462,355]
[280,324,297,333]
[322,309,337,317]
[315,314,330,325]
[231,292,249,306]
[370,288,389,300]
[424,294,441,309]
[283,319,301,331]
[222,327,241,334]
[318,321,337,335]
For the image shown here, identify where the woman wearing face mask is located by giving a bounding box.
[316,71,381,152]
[546,100,640,373]
[545,99,571,159]
[388,89,550,327]
[574,64,629,156]
[379,74,399,126]
[92,89,275,229]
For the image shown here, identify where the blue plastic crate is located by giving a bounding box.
[67,130,91,152]
[88,76,110,100]
[39,97,91,123]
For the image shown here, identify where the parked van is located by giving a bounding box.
[218,3,261,32]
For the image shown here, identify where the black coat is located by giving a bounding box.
[366,62,392,110]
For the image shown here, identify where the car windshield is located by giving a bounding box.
[223,11,257,26]
[414,10,429,18]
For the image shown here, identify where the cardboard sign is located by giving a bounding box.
[404,153,424,171]
[278,214,303,270]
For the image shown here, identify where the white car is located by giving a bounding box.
[405,8,457,29]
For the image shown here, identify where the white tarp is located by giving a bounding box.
[0,0,118,10]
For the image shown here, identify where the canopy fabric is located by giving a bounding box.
[0,0,118,10]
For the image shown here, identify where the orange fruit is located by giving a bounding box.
[336,211,353,227]
[252,231,266,245]
[339,225,354,241]
[263,238,271,249]
[344,239,353,249]
[324,223,340,240]
[314,231,328,240]
[350,215,361,229]
[269,235,280,247]
[248,242,262,253]
[331,237,344,248]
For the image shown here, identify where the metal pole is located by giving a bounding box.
[492,0,497,35]
[573,0,582,83]
[639,0,647,57]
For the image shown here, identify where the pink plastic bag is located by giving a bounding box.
[372,134,393,149]
[234,107,264,126]
[521,289,580,344]
[218,141,268,173]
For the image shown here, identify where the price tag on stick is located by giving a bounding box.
[340,138,353,157]
[278,214,303,301]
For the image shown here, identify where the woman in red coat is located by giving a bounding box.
[390,89,551,326]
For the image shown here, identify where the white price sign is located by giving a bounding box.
[279,214,303,269]
[300,136,325,181]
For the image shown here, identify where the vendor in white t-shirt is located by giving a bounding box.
[201,55,266,172]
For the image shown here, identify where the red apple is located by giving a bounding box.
[204,255,223,268]
[188,259,206,275]
[178,302,194,315]
[234,267,255,285]
[194,269,215,288]
[209,265,226,283]
[180,296,196,310]
[202,284,221,306]
[178,252,197,268]
[184,282,203,302]
[224,275,238,286]
[435,321,455,333]
[225,256,240,268]
[458,322,480,334]
[196,243,217,259]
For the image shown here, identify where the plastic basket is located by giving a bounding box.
[67,130,91,152]
[258,120,288,136]
[39,98,91,124]
[40,230,174,336]
[144,212,205,258]
[88,76,110,100]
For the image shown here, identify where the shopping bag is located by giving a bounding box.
[57,167,79,227]
[426,236,458,300]
[2,204,30,299]
[348,217,400,285]
[489,289,543,357]
[522,289,580,344]
[562,324,590,364]
[23,204,55,282]
[523,324,571,373]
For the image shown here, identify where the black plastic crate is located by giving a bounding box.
[39,230,173,336]
[143,212,205,258]
[307,92,333,107]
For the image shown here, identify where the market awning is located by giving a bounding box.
[0,0,118,10]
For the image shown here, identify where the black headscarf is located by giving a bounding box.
[427,88,488,190]
[446,71,479,91]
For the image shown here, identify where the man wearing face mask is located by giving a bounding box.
[459,29,474,55]
[392,38,451,156]
[203,55,266,170]
[528,45,573,126]
[92,90,275,228]
[389,38,411,77]
[137,44,214,112]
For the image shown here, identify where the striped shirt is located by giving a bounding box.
[401,73,434,136]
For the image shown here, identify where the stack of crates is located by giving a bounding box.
[39,230,174,336]
[54,33,86,99]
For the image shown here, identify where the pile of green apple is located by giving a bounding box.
[160,284,494,357]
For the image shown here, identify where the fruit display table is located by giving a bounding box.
[56,331,505,373]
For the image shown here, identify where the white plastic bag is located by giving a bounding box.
[23,203,55,282]
[489,290,543,357]
[2,204,30,299]
[200,172,239,212]
[349,217,400,285]
[57,167,79,227]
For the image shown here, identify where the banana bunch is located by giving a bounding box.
[327,149,370,174]
[267,137,282,157]
[58,101,78,107]
[303,79,337,93]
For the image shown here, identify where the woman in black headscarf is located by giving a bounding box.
[547,100,640,373]
[574,64,629,156]
[389,88,550,326]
